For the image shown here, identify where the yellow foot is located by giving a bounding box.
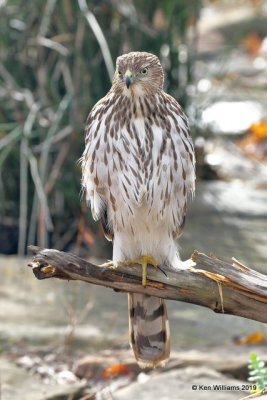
[123,255,158,287]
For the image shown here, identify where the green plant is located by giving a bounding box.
[248,352,267,393]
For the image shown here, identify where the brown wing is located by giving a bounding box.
[81,93,115,242]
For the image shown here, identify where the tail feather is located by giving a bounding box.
[128,293,170,368]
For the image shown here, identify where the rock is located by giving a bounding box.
[73,345,267,384]
[1,357,86,400]
[114,366,249,400]
[56,370,78,385]
[16,355,42,370]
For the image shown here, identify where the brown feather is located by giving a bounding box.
[128,293,170,368]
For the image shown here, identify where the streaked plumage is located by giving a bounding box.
[81,51,195,368]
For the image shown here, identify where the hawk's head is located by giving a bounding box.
[113,52,164,96]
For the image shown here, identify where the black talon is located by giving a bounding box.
[158,265,168,277]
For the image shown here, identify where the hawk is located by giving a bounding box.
[81,51,195,368]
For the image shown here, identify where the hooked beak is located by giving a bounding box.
[124,69,134,89]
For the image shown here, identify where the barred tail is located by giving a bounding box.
[128,293,170,368]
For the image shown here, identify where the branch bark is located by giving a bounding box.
[27,246,267,324]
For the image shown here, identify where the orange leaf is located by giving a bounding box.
[249,120,267,140]
[242,32,261,56]
[233,331,265,346]
[101,363,129,378]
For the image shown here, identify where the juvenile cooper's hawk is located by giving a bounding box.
[81,52,195,368]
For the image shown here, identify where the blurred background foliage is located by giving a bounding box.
[0,0,200,255]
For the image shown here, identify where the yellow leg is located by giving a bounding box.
[124,255,158,287]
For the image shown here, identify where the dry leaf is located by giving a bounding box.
[233,331,265,346]
[153,9,167,30]
[242,32,261,56]
[250,120,267,140]
[83,228,95,246]
[101,363,129,378]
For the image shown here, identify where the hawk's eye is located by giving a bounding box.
[118,70,122,76]
[141,67,148,75]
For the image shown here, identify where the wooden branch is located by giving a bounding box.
[27,246,267,324]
